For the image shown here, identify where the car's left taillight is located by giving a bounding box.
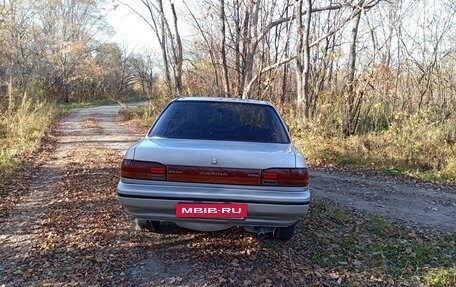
[261,168,309,187]
[120,160,166,180]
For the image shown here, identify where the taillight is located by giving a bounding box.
[261,168,309,186]
[121,160,166,180]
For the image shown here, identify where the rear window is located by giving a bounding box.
[149,101,290,143]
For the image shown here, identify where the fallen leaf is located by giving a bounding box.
[104,232,115,240]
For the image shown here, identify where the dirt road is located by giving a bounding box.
[311,170,456,232]
[0,103,455,286]
[0,104,143,286]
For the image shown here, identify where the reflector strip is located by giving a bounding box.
[150,167,165,174]
[263,172,278,179]
[167,166,261,185]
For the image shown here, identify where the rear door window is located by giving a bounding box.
[149,101,290,143]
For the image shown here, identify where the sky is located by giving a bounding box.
[105,1,154,52]
[104,0,192,53]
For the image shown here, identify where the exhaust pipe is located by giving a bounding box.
[244,226,274,237]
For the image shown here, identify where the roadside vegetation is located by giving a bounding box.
[284,108,456,184]
[0,0,154,185]
[0,95,56,185]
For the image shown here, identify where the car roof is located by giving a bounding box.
[174,97,271,106]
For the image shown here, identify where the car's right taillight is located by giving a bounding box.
[120,160,166,180]
[261,168,309,187]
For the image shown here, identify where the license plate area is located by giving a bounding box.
[176,203,248,219]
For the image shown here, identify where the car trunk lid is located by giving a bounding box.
[131,137,298,185]
[134,137,296,169]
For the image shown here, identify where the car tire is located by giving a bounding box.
[273,222,297,241]
[150,220,160,230]
[135,218,160,231]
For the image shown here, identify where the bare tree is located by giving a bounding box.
[122,0,183,96]
[342,5,362,136]
[219,0,230,97]
[0,0,34,109]
[295,0,312,117]
[169,1,183,95]
[184,0,222,95]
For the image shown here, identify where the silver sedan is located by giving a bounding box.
[117,97,310,240]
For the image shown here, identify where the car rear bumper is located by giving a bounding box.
[117,179,310,228]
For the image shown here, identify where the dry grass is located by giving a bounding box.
[292,123,456,183]
[0,94,56,184]
[118,96,170,131]
[278,106,456,184]
[82,116,103,132]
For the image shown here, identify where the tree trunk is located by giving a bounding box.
[302,0,312,118]
[7,68,13,111]
[342,9,362,137]
[295,0,311,117]
[170,2,183,96]
[234,0,244,98]
[220,0,230,97]
[156,0,172,95]
[295,0,304,112]
[7,0,15,112]
[241,0,260,99]
[185,2,221,94]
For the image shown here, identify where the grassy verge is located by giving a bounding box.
[291,122,456,184]
[295,202,456,286]
[0,96,57,186]
[56,99,122,115]
[117,96,170,131]
[57,93,151,115]
[280,106,456,184]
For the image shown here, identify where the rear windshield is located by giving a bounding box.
[149,101,290,143]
